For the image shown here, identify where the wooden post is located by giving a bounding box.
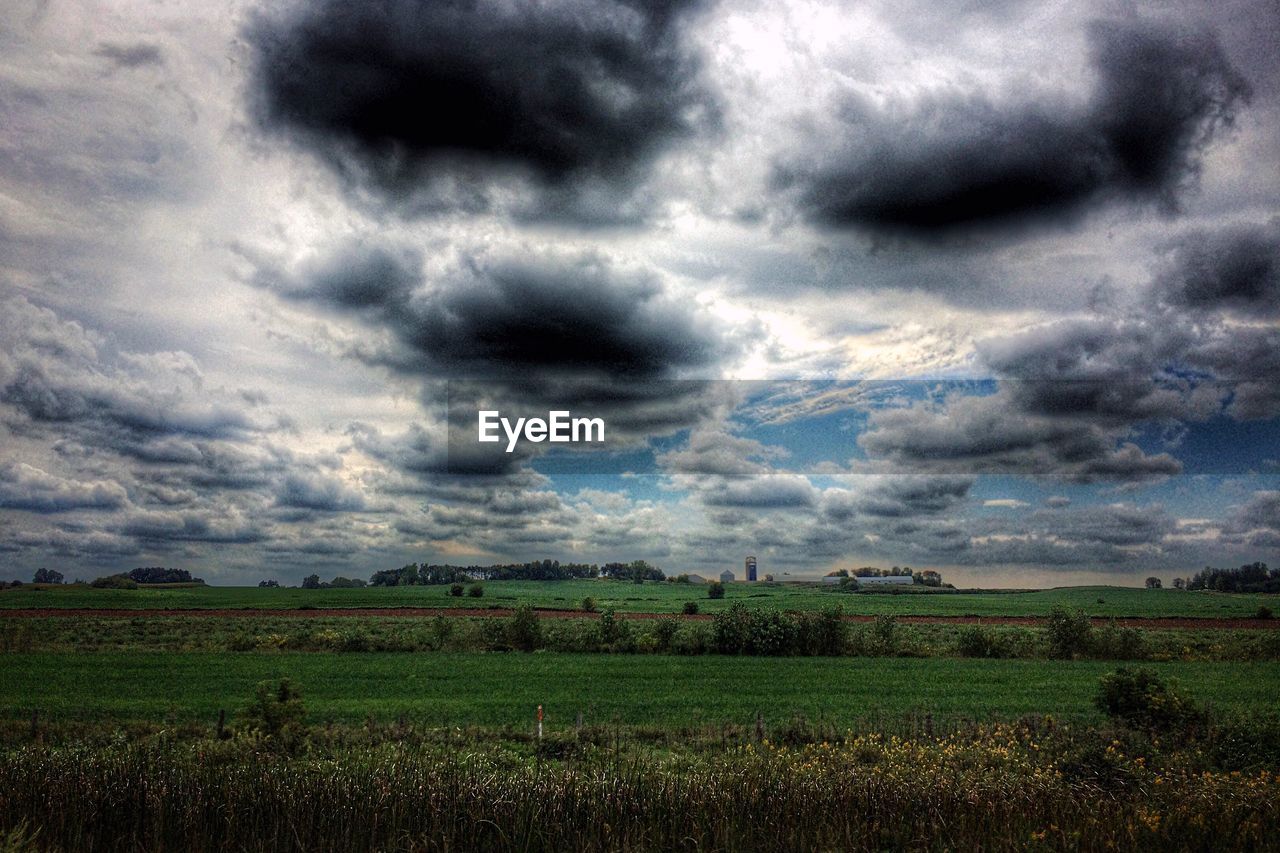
[755,710,764,742]
[30,709,38,742]
[537,704,543,741]
[216,708,226,740]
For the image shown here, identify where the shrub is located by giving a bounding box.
[707,581,725,600]
[580,597,597,613]
[748,610,797,656]
[1091,621,1146,660]
[467,584,484,598]
[712,604,752,654]
[1095,667,1204,731]
[1045,606,1092,659]
[238,678,308,753]
[449,583,464,597]
[506,605,543,652]
[956,625,1002,658]
[654,618,679,651]
[872,614,897,653]
[597,608,632,650]
[90,574,137,590]
[794,607,846,656]
[682,601,700,616]
[1257,605,1274,620]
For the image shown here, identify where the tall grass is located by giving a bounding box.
[1,731,1276,852]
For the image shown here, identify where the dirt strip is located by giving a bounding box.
[1,607,1277,630]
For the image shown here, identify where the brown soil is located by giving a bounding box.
[2,607,1277,630]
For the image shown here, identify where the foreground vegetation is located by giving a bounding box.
[2,709,1279,852]
[3,580,1277,618]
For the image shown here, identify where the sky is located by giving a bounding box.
[0,0,1277,586]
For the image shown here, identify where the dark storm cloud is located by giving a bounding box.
[1152,220,1280,317]
[266,243,734,379]
[858,391,1183,484]
[245,0,716,221]
[975,318,1226,424]
[855,475,974,518]
[275,471,367,512]
[118,508,269,544]
[1224,491,1280,548]
[781,18,1250,236]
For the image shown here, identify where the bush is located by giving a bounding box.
[712,604,752,654]
[1095,667,1203,731]
[682,601,700,616]
[1045,606,1092,659]
[467,584,484,598]
[239,678,308,753]
[654,618,679,651]
[708,581,725,600]
[506,605,543,652]
[795,606,846,656]
[581,597,597,613]
[90,574,137,590]
[1257,605,1274,620]
[1091,621,1146,660]
[597,608,632,651]
[872,614,897,653]
[449,583,464,597]
[956,625,1002,658]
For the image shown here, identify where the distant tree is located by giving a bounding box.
[763,574,775,582]
[581,596,597,613]
[258,579,280,588]
[449,583,464,597]
[682,601,700,615]
[826,569,849,578]
[1187,562,1276,594]
[369,569,400,587]
[128,567,200,584]
[708,581,725,600]
[32,568,64,584]
[1145,577,1162,589]
[328,577,366,588]
[1172,577,1185,590]
[467,583,484,598]
[301,574,321,590]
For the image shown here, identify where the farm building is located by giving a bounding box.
[859,575,914,585]
[720,570,735,583]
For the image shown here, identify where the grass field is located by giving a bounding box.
[2,580,1275,617]
[5,652,1279,728]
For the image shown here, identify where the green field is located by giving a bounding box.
[2,580,1274,617]
[4,652,1278,728]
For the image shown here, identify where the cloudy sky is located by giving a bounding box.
[1,0,1277,585]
